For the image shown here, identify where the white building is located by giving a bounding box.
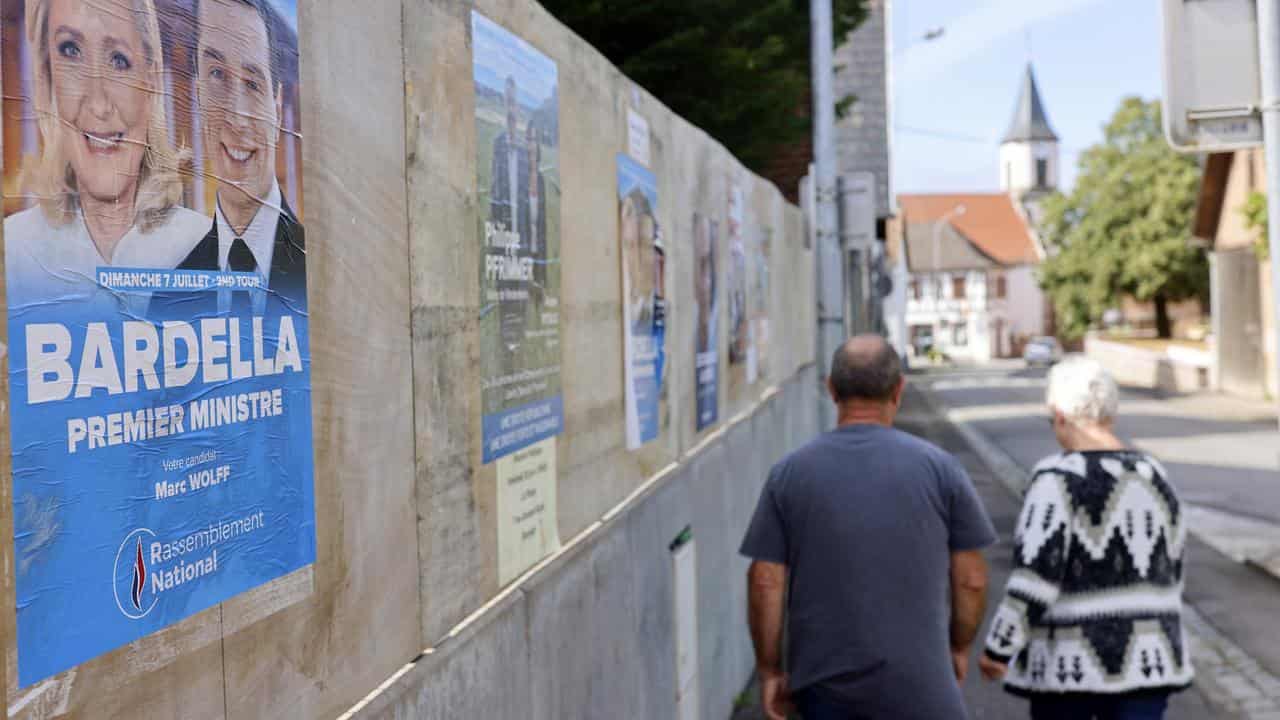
[885,65,1055,363]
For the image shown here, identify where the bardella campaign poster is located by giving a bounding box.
[617,155,665,449]
[473,11,563,464]
[693,212,718,431]
[2,0,313,685]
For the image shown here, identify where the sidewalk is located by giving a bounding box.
[730,386,1226,718]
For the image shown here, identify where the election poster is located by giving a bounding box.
[617,154,665,449]
[725,181,754,384]
[496,437,560,586]
[752,227,772,383]
[2,0,313,685]
[473,11,563,464]
[693,213,719,431]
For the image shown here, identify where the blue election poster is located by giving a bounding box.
[694,213,720,431]
[473,11,564,463]
[3,0,314,685]
[617,154,666,449]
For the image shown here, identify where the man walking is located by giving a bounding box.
[741,335,997,719]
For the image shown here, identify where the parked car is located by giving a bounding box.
[1023,336,1063,367]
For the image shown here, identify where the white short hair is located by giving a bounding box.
[1046,355,1118,422]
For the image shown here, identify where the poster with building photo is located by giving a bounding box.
[2,0,313,686]
[473,11,562,464]
[617,154,665,449]
[693,212,719,431]
[726,181,754,384]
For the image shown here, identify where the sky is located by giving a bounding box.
[891,0,1164,195]
[473,11,559,105]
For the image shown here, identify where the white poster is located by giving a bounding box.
[497,437,560,585]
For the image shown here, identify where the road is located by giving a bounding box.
[920,361,1280,522]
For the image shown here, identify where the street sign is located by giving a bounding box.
[1162,0,1265,151]
[838,172,877,249]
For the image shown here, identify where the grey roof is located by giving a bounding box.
[1002,64,1058,144]
[903,222,1001,273]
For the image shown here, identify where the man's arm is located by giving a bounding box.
[950,549,988,680]
[747,560,790,720]
[748,559,786,672]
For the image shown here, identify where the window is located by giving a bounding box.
[995,274,1007,299]
[1036,158,1049,188]
[936,277,946,299]
[952,276,966,299]
[953,324,968,346]
[910,279,921,300]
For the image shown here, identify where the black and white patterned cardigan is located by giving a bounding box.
[983,450,1195,696]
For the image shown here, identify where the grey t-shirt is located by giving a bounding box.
[740,423,996,719]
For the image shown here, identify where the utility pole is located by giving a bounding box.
[1259,0,1280,431]
[812,0,843,431]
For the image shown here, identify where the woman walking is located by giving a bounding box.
[979,356,1194,719]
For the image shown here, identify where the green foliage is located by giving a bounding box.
[539,0,869,172]
[1241,190,1269,260]
[1037,98,1208,339]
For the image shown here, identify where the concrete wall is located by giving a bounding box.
[1211,249,1265,398]
[1006,264,1046,341]
[1085,336,1212,395]
[351,370,821,720]
[1207,148,1275,399]
[1,0,819,718]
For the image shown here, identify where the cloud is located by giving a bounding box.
[895,0,1108,84]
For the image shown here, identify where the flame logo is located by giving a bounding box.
[131,538,146,611]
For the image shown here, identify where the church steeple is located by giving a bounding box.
[999,64,1059,200]
[1002,64,1058,144]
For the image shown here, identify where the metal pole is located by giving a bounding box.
[813,0,843,431]
[1259,0,1280,430]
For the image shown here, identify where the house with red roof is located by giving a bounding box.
[884,66,1054,363]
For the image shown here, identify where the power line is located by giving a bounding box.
[894,125,993,144]
[894,124,1085,155]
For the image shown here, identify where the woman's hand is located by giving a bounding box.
[979,654,1008,681]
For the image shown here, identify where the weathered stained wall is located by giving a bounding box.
[0,0,818,717]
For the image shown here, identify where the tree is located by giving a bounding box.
[1037,98,1208,339]
[539,0,868,175]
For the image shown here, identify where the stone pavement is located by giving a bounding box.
[731,385,1227,718]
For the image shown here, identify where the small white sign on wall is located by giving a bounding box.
[672,530,699,720]
[496,438,561,586]
[628,108,651,167]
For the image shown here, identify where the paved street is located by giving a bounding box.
[919,361,1280,522]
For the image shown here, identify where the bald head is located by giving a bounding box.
[829,335,903,403]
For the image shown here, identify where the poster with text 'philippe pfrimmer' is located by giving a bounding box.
[473,10,563,464]
[3,0,314,686]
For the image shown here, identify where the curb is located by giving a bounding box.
[911,380,1030,501]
